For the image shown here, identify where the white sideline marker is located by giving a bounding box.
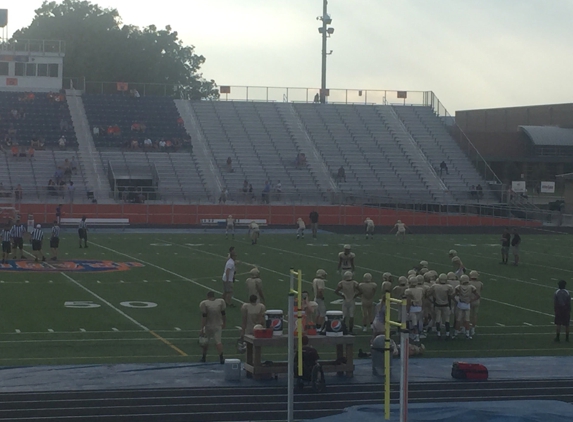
[112,328,119,332]
[80,328,86,332]
[15,329,20,333]
[48,329,54,333]
[491,278,497,281]
[174,327,181,331]
[49,280,53,283]
[120,280,125,283]
[495,323,505,327]
[523,322,533,326]
[24,280,29,284]
[531,278,538,281]
[166,280,171,283]
[143,280,148,283]
[97,280,101,284]
[0,280,4,283]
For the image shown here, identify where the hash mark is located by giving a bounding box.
[174,327,181,331]
[48,329,54,333]
[495,323,505,327]
[523,322,533,326]
[120,280,125,283]
[143,280,148,283]
[96,280,101,284]
[24,280,29,283]
[15,329,20,333]
[80,328,86,332]
[112,328,119,332]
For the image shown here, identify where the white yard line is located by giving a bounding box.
[90,241,245,304]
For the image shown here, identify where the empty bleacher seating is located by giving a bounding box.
[393,106,494,202]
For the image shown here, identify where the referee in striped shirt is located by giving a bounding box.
[78,216,88,248]
[10,219,27,260]
[1,223,12,264]
[50,220,60,261]
[30,224,46,262]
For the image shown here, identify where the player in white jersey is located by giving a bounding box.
[364,218,375,239]
[337,244,355,274]
[389,220,408,241]
[249,221,260,245]
[296,218,306,239]
[225,215,235,239]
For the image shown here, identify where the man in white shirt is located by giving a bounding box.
[222,247,237,307]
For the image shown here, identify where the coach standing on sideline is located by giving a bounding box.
[309,210,319,239]
[78,216,88,248]
[511,228,521,266]
[222,247,237,307]
[1,223,11,264]
[554,280,571,343]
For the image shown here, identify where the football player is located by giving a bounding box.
[337,244,355,274]
[358,273,377,332]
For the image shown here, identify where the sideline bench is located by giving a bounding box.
[243,334,355,380]
[60,218,130,228]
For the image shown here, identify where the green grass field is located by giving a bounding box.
[0,229,570,366]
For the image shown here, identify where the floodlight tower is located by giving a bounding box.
[317,0,334,104]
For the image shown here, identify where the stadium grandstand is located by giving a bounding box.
[1,35,562,229]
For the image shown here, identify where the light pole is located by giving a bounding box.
[317,0,334,104]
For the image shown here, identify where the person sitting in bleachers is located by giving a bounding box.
[131,122,141,132]
[30,135,41,149]
[159,139,166,151]
[92,126,100,137]
[14,184,23,202]
[130,139,139,150]
[11,145,18,158]
[177,116,184,127]
[63,159,72,179]
[28,146,35,160]
[226,157,234,173]
[143,137,152,149]
[54,167,64,184]
[18,146,27,158]
[47,179,57,196]
[58,136,67,149]
[10,109,19,119]
[337,166,346,183]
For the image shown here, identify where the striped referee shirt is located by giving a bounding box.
[11,224,26,239]
[31,228,44,242]
[78,220,87,230]
[1,229,11,242]
[51,226,60,239]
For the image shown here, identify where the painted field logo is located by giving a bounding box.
[0,260,144,273]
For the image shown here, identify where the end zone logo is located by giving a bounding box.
[330,319,342,332]
[0,260,144,273]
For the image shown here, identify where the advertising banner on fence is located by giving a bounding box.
[540,181,555,193]
[511,181,526,193]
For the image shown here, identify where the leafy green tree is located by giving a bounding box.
[13,0,218,99]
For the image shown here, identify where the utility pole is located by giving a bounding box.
[317,0,334,104]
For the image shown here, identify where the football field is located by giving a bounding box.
[0,228,570,366]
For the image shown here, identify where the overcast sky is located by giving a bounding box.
[2,0,573,111]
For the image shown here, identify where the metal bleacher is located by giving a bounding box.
[189,101,324,202]
[293,103,446,203]
[393,106,495,202]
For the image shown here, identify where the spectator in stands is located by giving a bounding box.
[242,180,249,200]
[143,137,152,149]
[92,126,100,137]
[314,93,320,103]
[248,183,254,202]
[476,184,483,199]
[60,118,70,132]
[131,122,141,132]
[28,146,35,160]
[68,181,75,203]
[14,184,22,202]
[165,140,173,150]
[19,146,27,158]
[337,166,346,183]
[130,139,139,150]
[47,179,57,196]
[226,157,234,173]
[63,159,72,179]
[58,136,67,149]
[470,185,477,199]
[439,160,449,176]
[219,187,229,204]
[10,109,19,119]
[262,181,271,204]
[177,116,184,127]
[54,167,64,185]
[159,139,166,151]
[11,145,18,159]
[130,89,140,98]
[58,179,66,198]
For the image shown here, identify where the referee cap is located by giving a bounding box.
[36,224,41,228]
